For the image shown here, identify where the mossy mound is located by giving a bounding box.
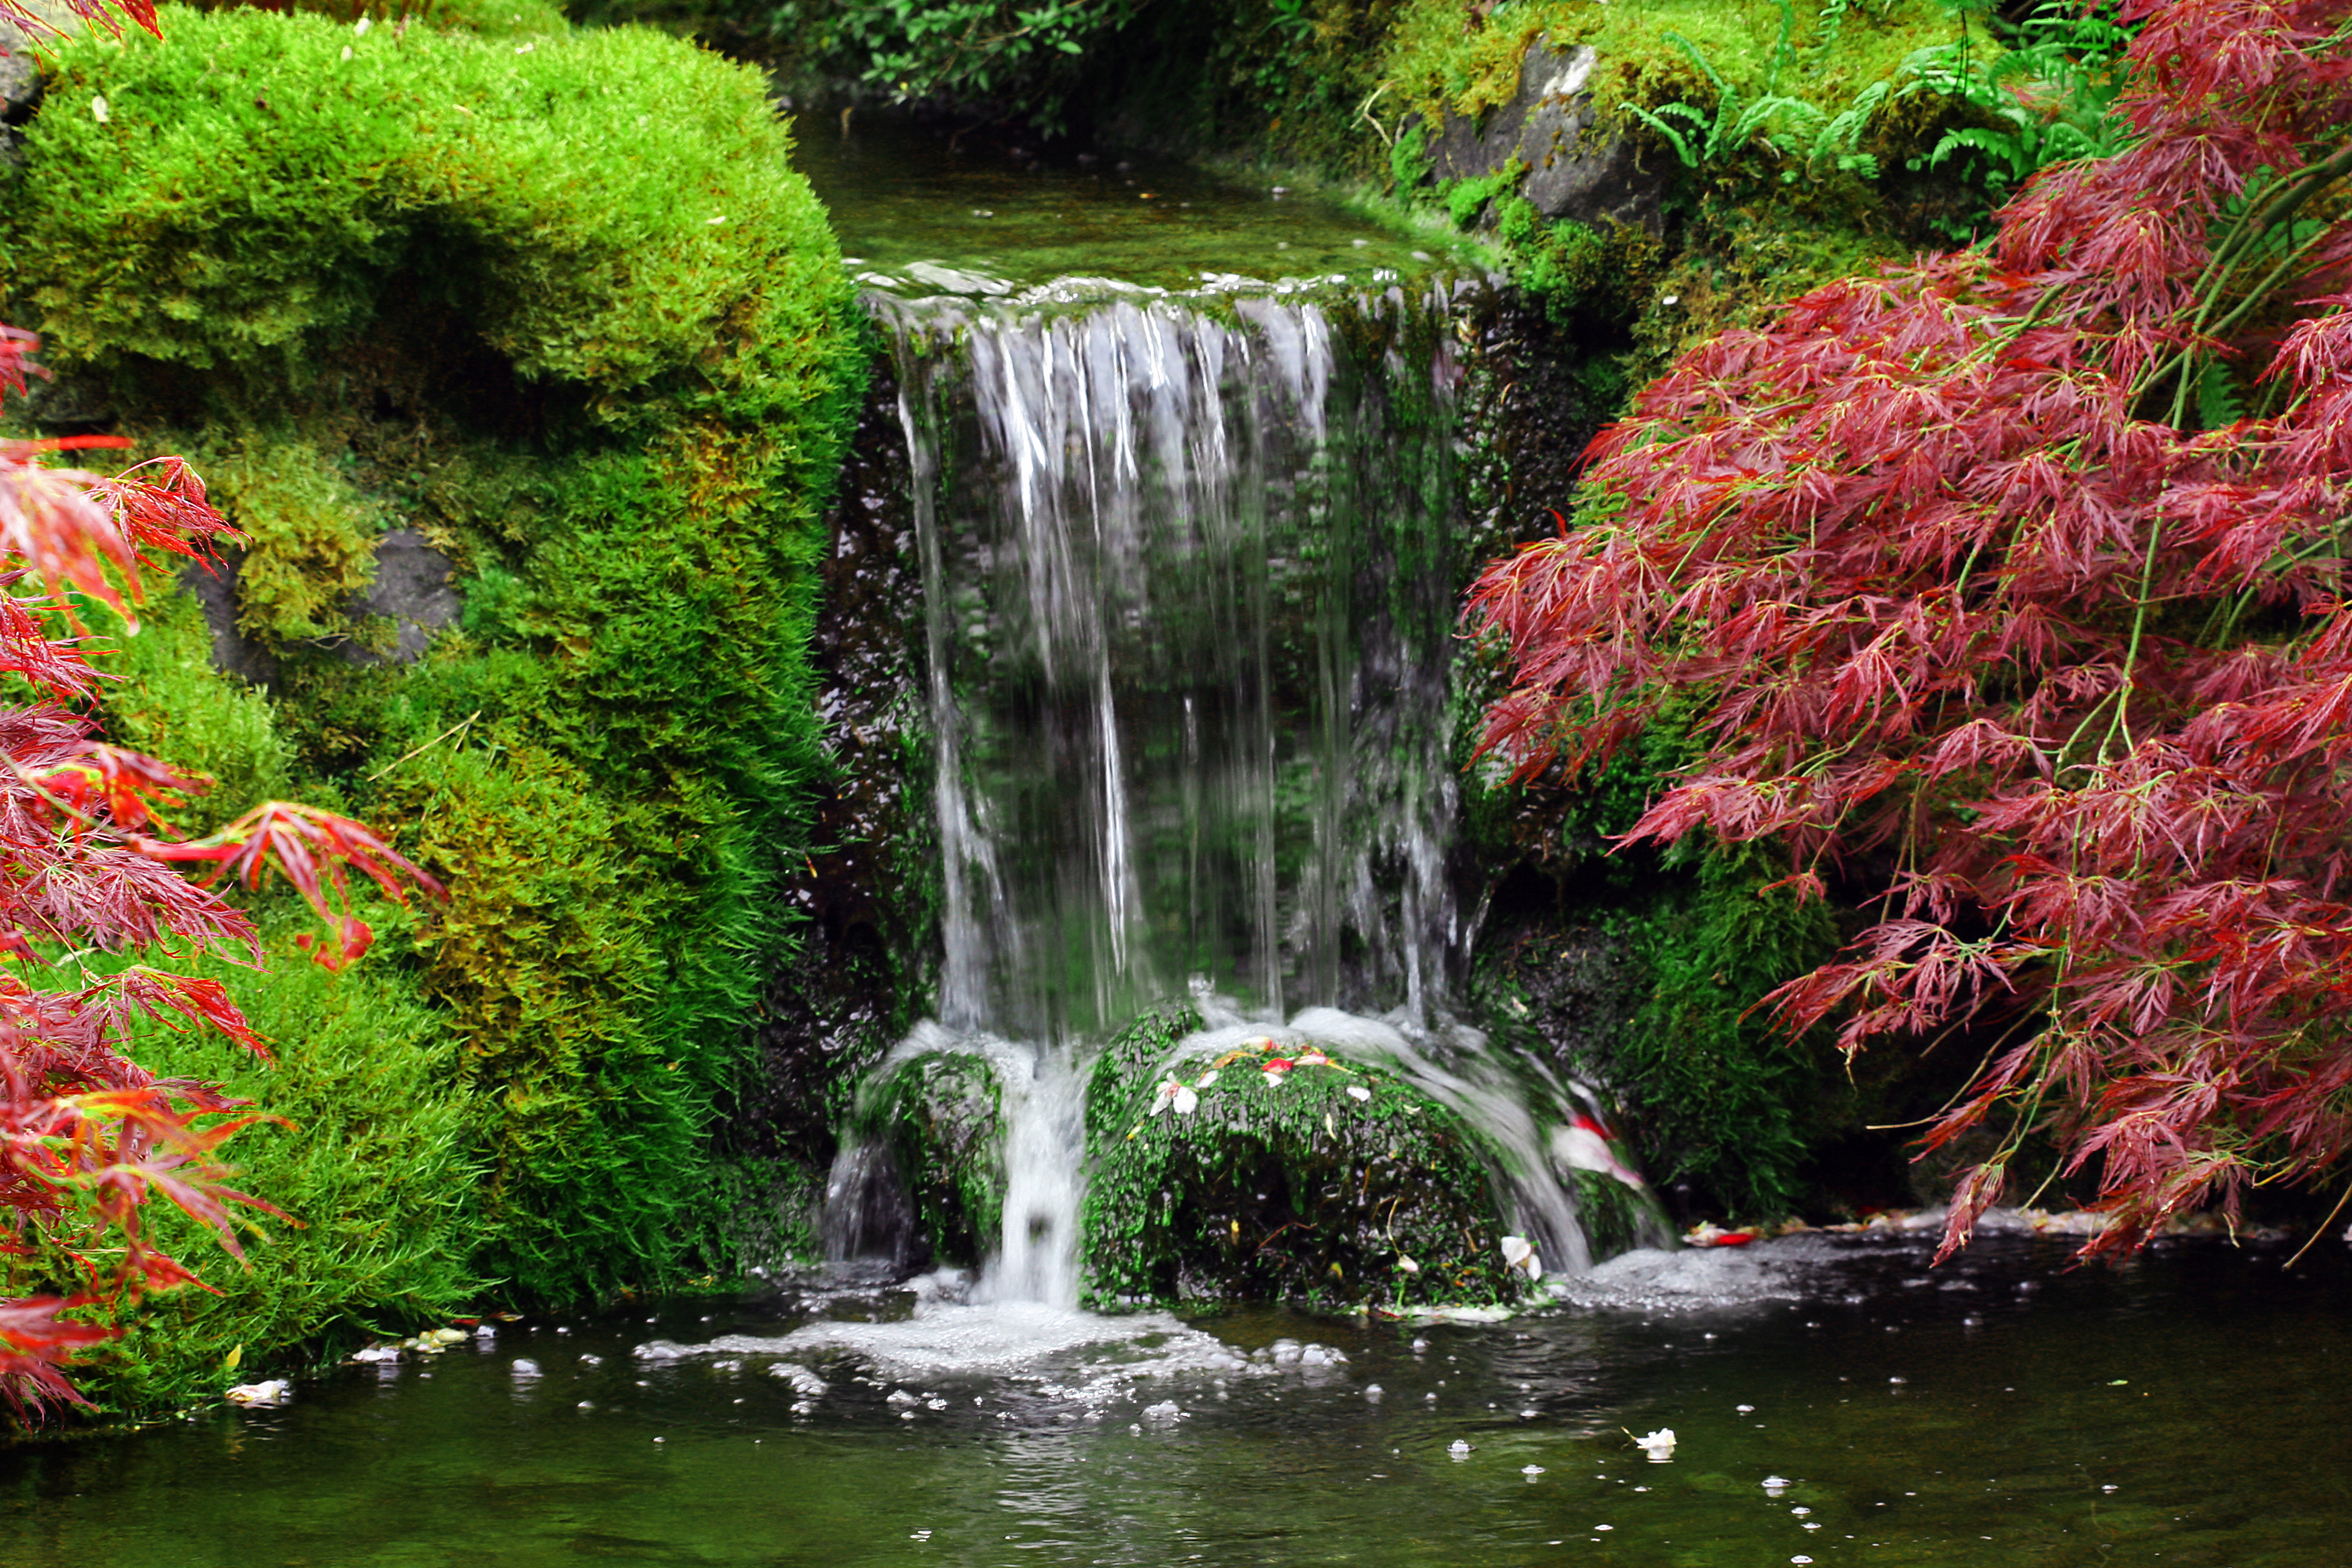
[860,1048,1005,1267]
[0,7,866,1411]
[1082,1008,1526,1311]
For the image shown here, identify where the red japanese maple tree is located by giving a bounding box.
[0,0,443,1416]
[1470,0,2352,1257]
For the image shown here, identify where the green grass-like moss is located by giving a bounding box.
[13,898,482,1419]
[0,7,867,1408]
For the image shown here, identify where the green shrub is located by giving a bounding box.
[36,901,480,1417]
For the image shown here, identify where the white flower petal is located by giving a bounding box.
[1346,1085,1371,1102]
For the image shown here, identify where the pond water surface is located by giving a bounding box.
[7,1232,2345,1567]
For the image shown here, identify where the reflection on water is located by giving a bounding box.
[7,1233,2348,1567]
[791,111,1462,292]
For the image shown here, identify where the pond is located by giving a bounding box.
[789,110,1464,293]
[8,1230,2344,1566]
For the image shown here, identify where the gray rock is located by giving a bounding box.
[182,555,279,690]
[349,528,461,664]
[1428,35,1666,232]
[0,18,40,126]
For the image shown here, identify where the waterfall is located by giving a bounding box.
[886,281,1468,1039]
[825,275,1622,1298]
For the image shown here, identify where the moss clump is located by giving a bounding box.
[0,5,866,1398]
[8,900,482,1417]
[1382,0,1961,137]
[1082,1007,1524,1310]
[861,1051,1005,1266]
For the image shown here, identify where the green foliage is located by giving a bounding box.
[0,5,868,1367]
[1624,0,1891,185]
[1611,841,1844,1218]
[1082,1006,1525,1310]
[1901,0,2132,234]
[27,900,481,1417]
[773,0,1138,131]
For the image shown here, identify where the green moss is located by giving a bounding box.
[11,899,480,1417]
[87,586,293,830]
[186,425,387,644]
[862,1051,1005,1265]
[0,5,867,1399]
[6,10,851,420]
[1082,1006,1525,1310]
[1382,0,1961,137]
[177,0,571,36]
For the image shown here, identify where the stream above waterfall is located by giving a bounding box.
[10,1232,2344,1567]
[790,111,1468,293]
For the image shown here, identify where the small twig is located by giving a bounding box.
[365,710,480,783]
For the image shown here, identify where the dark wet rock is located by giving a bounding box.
[181,554,279,689]
[0,18,39,125]
[817,1139,927,1272]
[1080,1007,1526,1310]
[728,353,935,1207]
[1428,36,1667,232]
[865,1050,1004,1266]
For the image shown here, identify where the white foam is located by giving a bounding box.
[653,1302,1250,1397]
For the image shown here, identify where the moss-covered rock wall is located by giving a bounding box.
[0,7,866,1413]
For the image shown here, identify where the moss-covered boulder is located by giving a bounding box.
[0,6,867,1410]
[860,1047,1005,1267]
[1082,1008,1529,1311]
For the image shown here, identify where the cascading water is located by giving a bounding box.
[823,273,1648,1302]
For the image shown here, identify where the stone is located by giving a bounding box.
[1427,35,1666,232]
[350,528,461,664]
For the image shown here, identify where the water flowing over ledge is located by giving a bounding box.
[820,270,1662,1307]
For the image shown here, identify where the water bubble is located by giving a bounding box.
[1737,1405,1756,1413]
[1449,1440,1472,1459]
[1523,1465,1546,1476]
